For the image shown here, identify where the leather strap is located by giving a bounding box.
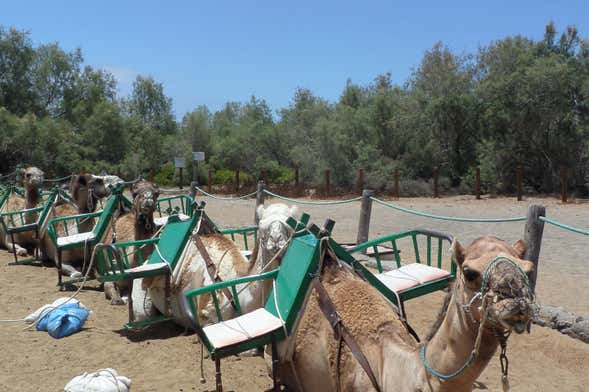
[312,278,382,392]
[192,234,237,311]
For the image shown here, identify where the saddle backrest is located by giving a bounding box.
[263,232,319,333]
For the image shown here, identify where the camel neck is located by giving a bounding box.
[25,187,40,209]
[425,282,499,390]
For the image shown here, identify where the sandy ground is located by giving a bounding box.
[0,194,588,391]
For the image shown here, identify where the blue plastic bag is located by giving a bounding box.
[36,303,90,339]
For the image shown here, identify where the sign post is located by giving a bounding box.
[190,152,205,198]
[174,157,185,190]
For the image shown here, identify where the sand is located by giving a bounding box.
[0,194,588,391]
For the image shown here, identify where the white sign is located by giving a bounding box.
[192,151,205,161]
[174,157,186,168]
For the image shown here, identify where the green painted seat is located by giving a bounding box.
[47,186,133,287]
[183,230,320,392]
[0,188,59,264]
[94,210,201,329]
[342,229,456,314]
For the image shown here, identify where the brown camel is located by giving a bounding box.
[102,180,160,305]
[281,236,535,391]
[38,174,111,277]
[0,167,45,256]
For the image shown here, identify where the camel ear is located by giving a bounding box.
[512,240,526,259]
[451,239,466,267]
[153,184,160,198]
[519,259,535,278]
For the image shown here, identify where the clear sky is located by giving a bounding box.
[3,1,588,118]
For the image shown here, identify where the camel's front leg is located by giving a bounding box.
[104,281,125,305]
[5,235,28,256]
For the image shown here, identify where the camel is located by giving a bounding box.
[279,236,535,392]
[102,180,160,305]
[38,174,112,277]
[0,167,45,256]
[139,203,297,328]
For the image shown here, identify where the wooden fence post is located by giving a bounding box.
[178,168,183,190]
[393,169,399,199]
[356,189,374,249]
[325,169,331,197]
[294,166,300,195]
[255,180,265,225]
[235,169,240,192]
[433,167,439,198]
[356,168,364,194]
[208,169,212,194]
[561,167,568,203]
[475,167,481,200]
[517,165,523,201]
[523,204,546,295]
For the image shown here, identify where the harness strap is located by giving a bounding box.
[312,278,382,392]
[192,234,238,312]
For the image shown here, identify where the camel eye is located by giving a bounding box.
[26,173,31,178]
[463,267,480,282]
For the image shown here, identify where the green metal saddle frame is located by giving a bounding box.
[94,208,201,329]
[0,187,61,264]
[46,185,133,287]
[342,229,456,314]
[182,225,322,392]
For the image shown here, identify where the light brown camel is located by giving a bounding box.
[280,236,535,392]
[102,180,160,305]
[38,174,111,277]
[0,167,45,256]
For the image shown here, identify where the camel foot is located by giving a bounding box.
[110,298,126,306]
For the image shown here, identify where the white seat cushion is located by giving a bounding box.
[57,232,95,247]
[376,263,450,293]
[101,262,169,277]
[203,308,284,349]
[154,213,190,227]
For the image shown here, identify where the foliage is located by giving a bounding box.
[1,23,588,196]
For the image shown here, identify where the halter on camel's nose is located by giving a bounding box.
[483,256,535,334]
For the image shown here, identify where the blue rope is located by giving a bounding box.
[421,345,475,380]
[539,216,589,236]
[264,189,362,205]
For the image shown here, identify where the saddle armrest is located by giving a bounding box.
[184,268,279,302]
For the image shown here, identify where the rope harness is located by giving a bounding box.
[421,256,533,391]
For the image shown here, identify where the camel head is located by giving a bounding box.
[131,180,160,219]
[453,236,535,334]
[255,203,298,272]
[70,174,110,212]
[20,167,44,191]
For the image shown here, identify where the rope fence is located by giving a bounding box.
[263,189,362,205]
[43,174,72,183]
[539,216,589,236]
[194,186,257,201]
[370,197,527,223]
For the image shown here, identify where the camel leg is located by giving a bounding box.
[271,337,281,391]
[8,233,28,259]
[215,358,223,392]
[104,282,125,305]
[128,279,135,324]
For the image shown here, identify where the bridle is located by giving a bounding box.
[421,256,533,391]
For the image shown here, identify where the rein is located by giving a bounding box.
[421,256,531,390]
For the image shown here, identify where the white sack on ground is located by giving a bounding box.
[64,368,131,392]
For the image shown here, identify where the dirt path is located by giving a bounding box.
[0,195,587,391]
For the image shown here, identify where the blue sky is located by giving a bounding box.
[3,1,588,118]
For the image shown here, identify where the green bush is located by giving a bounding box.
[154,163,176,186]
[213,169,254,187]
